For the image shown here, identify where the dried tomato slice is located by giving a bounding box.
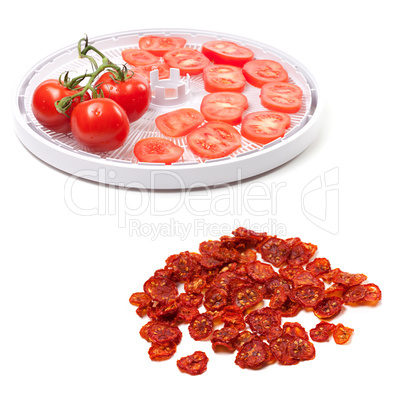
[232,227,267,245]
[177,351,209,375]
[204,286,228,311]
[278,265,304,281]
[231,285,263,311]
[269,286,289,309]
[143,276,178,303]
[221,305,246,330]
[235,337,275,369]
[291,285,325,308]
[165,251,201,282]
[363,283,382,302]
[129,292,151,307]
[270,334,299,365]
[306,258,331,277]
[292,270,325,290]
[265,275,292,298]
[176,305,199,323]
[287,241,317,266]
[184,276,207,293]
[275,298,302,317]
[309,321,336,342]
[148,342,177,361]
[333,270,368,287]
[258,236,290,267]
[211,326,239,352]
[333,323,354,345]
[313,296,343,320]
[245,307,281,335]
[342,285,366,304]
[283,322,309,340]
[233,330,257,351]
[289,337,316,361]
[188,313,214,340]
[247,260,276,282]
[177,292,203,308]
[147,321,182,345]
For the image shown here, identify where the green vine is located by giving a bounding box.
[55,35,132,117]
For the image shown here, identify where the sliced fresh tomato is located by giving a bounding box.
[201,41,254,67]
[139,35,187,56]
[203,64,246,93]
[134,137,184,164]
[187,121,242,159]
[155,108,205,137]
[200,92,248,125]
[163,48,210,75]
[133,63,171,82]
[121,48,160,67]
[260,82,303,113]
[241,111,291,144]
[243,60,289,88]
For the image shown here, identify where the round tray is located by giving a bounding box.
[14,28,322,189]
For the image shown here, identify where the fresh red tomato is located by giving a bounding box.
[155,108,204,137]
[243,60,289,88]
[201,41,254,67]
[241,111,291,144]
[134,137,184,164]
[95,71,151,122]
[187,121,242,159]
[121,48,160,67]
[133,63,171,82]
[139,35,187,56]
[71,98,130,152]
[203,64,246,93]
[31,79,88,133]
[200,92,248,125]
[260,82,303,113]
[163,48,210,75]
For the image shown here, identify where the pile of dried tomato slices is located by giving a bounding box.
[129,227,381,375]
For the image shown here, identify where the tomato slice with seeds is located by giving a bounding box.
[270,334,299,366]
[155,108,204,138]
[139,35,187,56]
[235,337,274,369]
[313,296,343,320]
[177,351,209,375]
[201,40,254,67]
[289,337,316,361]
[363,283,382,302]
[201,92,248,125]
[147,321,182,346]
[143,276,179,303]
[306,258,332,277]
[188,313,214,340]
[243,59,289,88]
[246,260,276,283]
[291,285,325,308]
[122,48,160,66]
[258,236,291,267]
[231,285,263,311]
[163,48,210,75]
[204,286,228,311]
[203,64,246,93]
[187,121,242,159]
[134,137,184,165]
[241,111,291,145]
[261,82,303,114]
[148,342,177,361]
[309,321,336,342]
[342,285,367,304]
[333,323,354,345]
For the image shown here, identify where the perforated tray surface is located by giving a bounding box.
[14,28,322,189]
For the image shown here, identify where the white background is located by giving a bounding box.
[2,1,401,401]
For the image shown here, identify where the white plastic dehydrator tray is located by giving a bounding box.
[14,28,322,189]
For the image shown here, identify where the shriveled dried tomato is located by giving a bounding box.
[309,321,335,342]
[275,298,302,317]
[143,276,178,303]
[177,351,209,375]
[211,326,239,352]
[289,337,316,361]
[287,240,317,266]
[270,334,299,365]
[176,305,199,323]
[165,251,201,282]
[269,286,289,309]
[148,342,177,361]
[291,285,325,308]
[204,286,228,311]
[333,323,354,345]
[189,313,214,340]
[343,285,366,304]
[184,276,207,293]
[292,270,325,290]
[258,236,290,267]
[221,305,246,330]
[177,292,203,308]
[232,227,267,245]
[147,321,182,345]
[283,322,309,340]
[313,296,343,320]
[333,270,368,287]
[306,258,331,277]
[231,285,263,311]
[363,283,382,302]
[129,292,151,307]
[278,265,304,281]
[245,307,281,335]
[247,260,276,282]
[235,337,275,369]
